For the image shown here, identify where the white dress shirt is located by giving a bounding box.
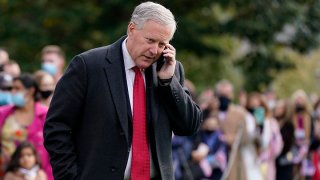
[122,39,157,179]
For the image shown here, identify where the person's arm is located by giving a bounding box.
[3,172,15,180]
[271,119,284,158]
[44,55,87,180]
[158,61,202,135]
[38,170,48,180]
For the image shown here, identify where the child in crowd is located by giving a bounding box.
[4,141,47,180]
[190,115,227,180]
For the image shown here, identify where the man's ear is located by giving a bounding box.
[127,22,136,36]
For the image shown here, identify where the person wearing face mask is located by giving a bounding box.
[290,90,313,179]
[40,45,65,83]
[0,74,53,180]
[2,60,21,78]
[291,90,312,144]
[246,93,283,180]
[0,73,13,106]
[33,71,55,107]
[214,80,262,180]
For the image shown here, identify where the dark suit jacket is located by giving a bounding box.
[43,36,202,180]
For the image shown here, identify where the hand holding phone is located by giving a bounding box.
[157,44,176,79]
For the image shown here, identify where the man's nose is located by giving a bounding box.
[149,44,158,55]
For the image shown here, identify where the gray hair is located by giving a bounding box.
[215,79,234,95]
[130,2,177,36]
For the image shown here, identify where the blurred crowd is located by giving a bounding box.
[0,46,65,180]
[173,80,320,180]
[1,46,320,180]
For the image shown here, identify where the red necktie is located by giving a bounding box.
[131,67,150,180]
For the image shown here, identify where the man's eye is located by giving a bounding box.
[146,38,153,43]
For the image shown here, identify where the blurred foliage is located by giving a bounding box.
[273,48,320,98]
[1,0,320,94]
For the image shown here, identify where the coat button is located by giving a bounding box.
[111,167,117,172]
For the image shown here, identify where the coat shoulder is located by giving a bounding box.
[77,36,126,65]
[78,46,110,64]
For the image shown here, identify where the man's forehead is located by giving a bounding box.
[142,21,173,40]
[43,53,62,61]
[145,32,171,44]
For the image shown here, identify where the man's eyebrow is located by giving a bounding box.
[160,40,169,45]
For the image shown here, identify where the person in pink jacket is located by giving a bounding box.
[246,92,283,180]
[0,74,53,180]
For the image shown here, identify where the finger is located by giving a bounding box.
[163,53,173,58]
[163,51,176,60]
[165,44,175,51]
[163,53,175,61]
[162,48,175,54]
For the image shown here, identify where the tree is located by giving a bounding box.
[1,0,320,93]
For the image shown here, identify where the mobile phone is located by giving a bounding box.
[156,47,167,71]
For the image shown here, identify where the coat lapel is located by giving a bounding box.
[103,36,130,144]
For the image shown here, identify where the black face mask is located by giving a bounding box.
[295,104,305,113]
[218,96,231,112]
[203,130,215,135]
[40,90,53,99]
[247,107,254,114]
[275,114,285,120]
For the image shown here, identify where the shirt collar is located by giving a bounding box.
[122,38,136,71]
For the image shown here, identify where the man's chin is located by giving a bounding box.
[139,64,152,69]
[137,60,155,69]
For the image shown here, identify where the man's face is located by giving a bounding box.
[42,53,64,70]
[218,85,233,100]
[40,74,56,91]
[3,63,20,77]
[126,20,173,69]
[248,96,260,109]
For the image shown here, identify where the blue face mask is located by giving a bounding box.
[12,92,26,107]
[42,63,57,76]
[254,107,265,125]
[0,91,12,106]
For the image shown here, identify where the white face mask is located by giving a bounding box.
[267,100,276,110]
